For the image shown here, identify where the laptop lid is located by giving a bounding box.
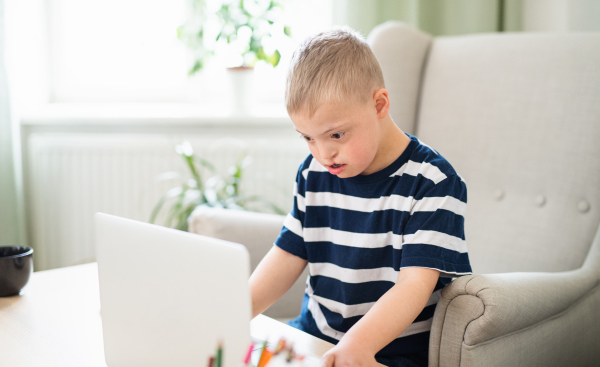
[95,212,251,367]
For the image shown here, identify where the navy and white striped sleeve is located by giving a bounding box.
[401,174,471,276]
[274,157,309,260]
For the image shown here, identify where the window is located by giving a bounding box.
[7,0,333,107]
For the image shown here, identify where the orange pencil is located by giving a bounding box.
[257,348,273,367]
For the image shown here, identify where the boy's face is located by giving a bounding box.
[291,98,384,178]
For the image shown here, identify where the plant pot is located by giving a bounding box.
[226,66,255,115]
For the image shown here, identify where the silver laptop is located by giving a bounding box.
[95,212,252,367]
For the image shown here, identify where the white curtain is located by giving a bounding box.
[0,0,26,248]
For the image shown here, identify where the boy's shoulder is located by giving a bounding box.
[296,154,324,180]
[405,134,461,181]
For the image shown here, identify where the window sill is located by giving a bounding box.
[18,102,291,127]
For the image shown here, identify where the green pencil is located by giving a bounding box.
[215,342,223,367]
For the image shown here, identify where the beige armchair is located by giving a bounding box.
[189,22,600,366]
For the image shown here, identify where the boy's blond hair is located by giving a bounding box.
[285,27,385,117]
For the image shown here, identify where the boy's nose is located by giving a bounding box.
[317,143,337,161]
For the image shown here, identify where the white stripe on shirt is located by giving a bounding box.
[302,192,465,218]
[307,294,346,340]
[309,262,399,284]
[303,227,402,249]
[390,160,447,184]
[304,192,414,213]
[309,289,442,320]
[294,188,306,213]
[303,159,328,180]
[403,230,468,253]
[411,195,466,216]
[283,214,303,238]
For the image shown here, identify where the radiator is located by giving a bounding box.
[25,133,308,271]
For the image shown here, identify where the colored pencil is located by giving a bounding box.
[243,342,254,366]
[215,343,223,367]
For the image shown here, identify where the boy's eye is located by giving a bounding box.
[331,132,345,139]
[300,134,312,142]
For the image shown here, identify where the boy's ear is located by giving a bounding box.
[373,88,390,119]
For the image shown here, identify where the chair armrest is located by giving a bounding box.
[188,206,285,270]
[430,269,599,366]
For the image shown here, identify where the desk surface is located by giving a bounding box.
[0,263,334,367]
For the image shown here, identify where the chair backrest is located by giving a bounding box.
[368,22,432,135]
[371,22,600,274]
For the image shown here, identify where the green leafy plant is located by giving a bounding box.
[150,141,283,231]
[177,0,291,75]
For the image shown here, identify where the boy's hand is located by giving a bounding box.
[320,342,378,367]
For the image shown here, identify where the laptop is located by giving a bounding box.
[95,212,252,367]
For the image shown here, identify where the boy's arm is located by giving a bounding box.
[249,245,308,318]
[322,267,440,367]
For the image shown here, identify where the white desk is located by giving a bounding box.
[0,263,334,366]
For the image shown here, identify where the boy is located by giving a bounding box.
[249,27,471,367]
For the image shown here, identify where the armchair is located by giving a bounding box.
[189,22,600,366]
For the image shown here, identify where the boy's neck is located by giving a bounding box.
[365,116,411,175]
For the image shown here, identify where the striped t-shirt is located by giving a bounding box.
[275,134,472,357]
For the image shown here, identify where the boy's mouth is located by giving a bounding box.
[327,163,346,175]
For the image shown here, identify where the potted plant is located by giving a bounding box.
[150,141,283,231]
[178,0,291,73]
[177,0,291,113]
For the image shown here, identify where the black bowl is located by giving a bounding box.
[0,246,34,297]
